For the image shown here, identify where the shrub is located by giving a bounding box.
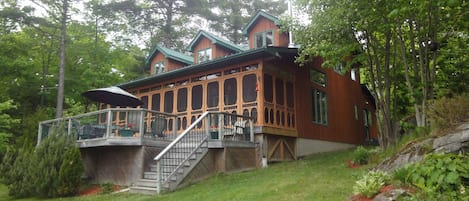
[101,182,114,194]
[428,93,469,130]
[395,153,469,200]
[4,145,35,197]
[352,146,370,165]
[58,145,84,197]
[1,125,84,198]
[353,171,391,198]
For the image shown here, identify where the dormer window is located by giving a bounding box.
[198,48,212,63]
[154,61,165,74]
[255,30,273,48]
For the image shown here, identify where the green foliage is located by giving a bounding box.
[352,146,370,165]
[353,171,391,198]
[0,126,84,198]
[0,100,19,155]
[395,153,469,200]
[428,94,469,130]
[58,145,84,197]
[1,145,35,198]
[100,182,114,194]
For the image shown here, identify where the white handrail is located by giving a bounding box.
[154,111,210,161]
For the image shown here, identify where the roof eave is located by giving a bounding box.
[242,11,280,36]
[119,47,297,89]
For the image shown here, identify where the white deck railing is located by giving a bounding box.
[37,108,178,145]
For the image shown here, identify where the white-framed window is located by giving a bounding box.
[197,48,212,63]
[254,30,274,48]
[354,104,359,120]
[312,88,328,125]
[310,69,327,87]
[351,68,357,81]
[334,62,345,75]
[154,61,165,74]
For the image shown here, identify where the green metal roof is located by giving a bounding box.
[119,47,298,89]
[146,45,193,65]
[242,11,280,36]
[187,30,246,53]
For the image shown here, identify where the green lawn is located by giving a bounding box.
[1,149,367,201]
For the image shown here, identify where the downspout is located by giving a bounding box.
[288,0,295,48]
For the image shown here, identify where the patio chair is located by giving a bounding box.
[152,117,167,137]
[233,120,248,140]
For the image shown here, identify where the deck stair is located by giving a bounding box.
[130,113,211,194]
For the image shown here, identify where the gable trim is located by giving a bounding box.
[242,10,280,36]
[187,30,245,53]
[146,46,193,65]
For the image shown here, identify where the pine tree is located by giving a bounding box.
[58,145,84,197]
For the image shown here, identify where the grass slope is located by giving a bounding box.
[1,149,366,201]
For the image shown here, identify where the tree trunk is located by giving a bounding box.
[56,0,68,118]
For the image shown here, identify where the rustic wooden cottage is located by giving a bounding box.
[38,10,377,194]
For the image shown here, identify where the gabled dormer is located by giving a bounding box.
[146,45,193,74]
[187,30,245,64]
[242,11,289,49]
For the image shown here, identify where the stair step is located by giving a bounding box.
[129,186,158,195]
[143,172,157,179]
[160,160,191,167]
[135,179,158,188]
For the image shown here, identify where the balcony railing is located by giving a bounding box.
[37,108,178,145]
[37,109,255,146]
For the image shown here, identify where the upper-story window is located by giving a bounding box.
[310,69,327,87]
[154,61,165,74]
[198,48,212,63]
[334,62,345,75]
[255,30,273,48]
[351,68,357,81]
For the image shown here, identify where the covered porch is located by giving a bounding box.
[38,108,256,147]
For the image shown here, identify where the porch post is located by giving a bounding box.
[156,162,161,194]
[67,118,72,136]
[139,110,145,140]
[37,122,42,145]
[249,119,254,142]
[218,113,223,140]
[205,113,211,138]
[106,109,112,138]
[173,116,178,136]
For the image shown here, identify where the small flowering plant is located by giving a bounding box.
[120,123,134,129]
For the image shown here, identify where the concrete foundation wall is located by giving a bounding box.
[81,146,144,186]
[224,147,257,173]
[296,138,356,157]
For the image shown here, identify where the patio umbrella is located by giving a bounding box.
[82,86,143,107]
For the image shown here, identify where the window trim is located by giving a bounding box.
[351,68,357,81]
[197,48,212,63]
[254,30,274,48]
[310,68,327,87]
[191,85,203,110]
[154,61,165,74]
[312,88,328,125]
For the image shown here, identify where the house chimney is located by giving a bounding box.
[288,0,295,48]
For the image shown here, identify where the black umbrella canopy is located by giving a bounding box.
[82,86,143,107]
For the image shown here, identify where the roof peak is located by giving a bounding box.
[242,10,280,36]
[187,30,246,53]
[146,45,193,65]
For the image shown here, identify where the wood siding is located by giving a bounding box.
[193,37,236,64]
[149,52,188,74]
[247,17,289,48]
[295,58,377,144]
